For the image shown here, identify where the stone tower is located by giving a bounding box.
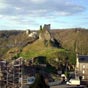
[43,24,50,30]
[39,24,51,40]
[39,24,61,48]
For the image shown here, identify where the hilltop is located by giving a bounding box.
[0,27,88,61]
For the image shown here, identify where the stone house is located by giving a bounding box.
[76,55,88,80]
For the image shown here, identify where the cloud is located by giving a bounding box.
[30,0,46,4]
[0,0,86,29]
[0,0,85,16]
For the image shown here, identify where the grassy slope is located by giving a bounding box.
[20,39,66,59]
[20,39,76,65]
[0,29,88,60]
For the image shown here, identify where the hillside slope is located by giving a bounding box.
[20,39,65,59]
[52,29,88,55]
[0,29,88,60]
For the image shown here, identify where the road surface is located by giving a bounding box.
[50,85,86,88]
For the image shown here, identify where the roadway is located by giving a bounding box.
[50,85,86,88]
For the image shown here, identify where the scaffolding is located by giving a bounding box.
[0,58,23,88]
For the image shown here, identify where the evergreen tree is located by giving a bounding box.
[29,73,50,88]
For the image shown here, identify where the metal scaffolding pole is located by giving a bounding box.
[13,57,24,88]
[20,58,23,88]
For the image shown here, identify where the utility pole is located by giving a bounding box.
[20,58,23,88]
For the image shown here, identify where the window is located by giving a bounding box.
[82,76,85,79]
[83,65,85,68]
[82,70,85,74]
[81,58,85,60]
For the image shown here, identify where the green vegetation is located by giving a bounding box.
[29,73,49,88]
[0,29,88,62]
[20,39,65,58]
[0,28,87,79]
[19,39,76,70]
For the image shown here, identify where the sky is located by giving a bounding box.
[0,0,88,30]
